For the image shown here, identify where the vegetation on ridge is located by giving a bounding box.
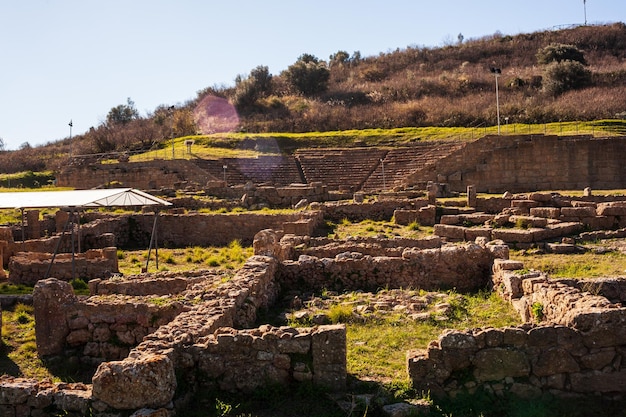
[1,23,626,174]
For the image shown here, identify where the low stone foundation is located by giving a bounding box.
[9,248,118,285]
[278,242,500,293]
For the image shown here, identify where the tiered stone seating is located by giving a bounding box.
[194,156,303,185]
[295,148,388,191]
[361,141,466,192]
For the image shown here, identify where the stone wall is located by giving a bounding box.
[8,248,118,285]
[277,242,500,293]
[434,195,626,246]
[319,198,430,222]
[407,259,626,400]
[281,235,443,259]
[23,248,347,414]
[406,134,626,193]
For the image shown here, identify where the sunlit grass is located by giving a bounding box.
[1,304,57,380]
[116,120,626,162]
[327,219,434,240]
[510,250,626,279]
[343,291,520,383]
[118,242,253,274]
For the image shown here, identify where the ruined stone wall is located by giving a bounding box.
[277,242,499,293]
[434,197,626,246]
[8,248,118,285]
[56,159,209,189]
[22,250,347,414]
[320,198,430,222]
[407,258,626,400]
[407,134,626,193]
[280,235,443,259]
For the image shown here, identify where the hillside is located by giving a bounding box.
[1,23,625,174]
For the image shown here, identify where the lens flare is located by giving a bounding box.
[193,95,239,134]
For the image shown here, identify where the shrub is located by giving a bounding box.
[283,54,330,96]
[542,60,592,96]
[531,302,544,321]
[537,43,587,65]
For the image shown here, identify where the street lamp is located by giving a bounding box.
[490,67,502,135]
[380,159,386,191]
[169,106,175,159]
[68,120,73,158]
[223,165,227,185]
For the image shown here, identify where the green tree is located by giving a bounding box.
[106,97,139,126]
[233,65,273,108]
[537,43,587,65]
[542,60,591,96]
[329,50,350,67]
[283,54,330,96]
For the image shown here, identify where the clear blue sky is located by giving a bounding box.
[0,0,623,150]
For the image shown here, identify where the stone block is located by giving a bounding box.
[440,215,460,225]
[464,227,492,241]
[472,348,530,382]
[433,224,466,240]
[560,206,597,218]
[311,324,346,390]
[597,202,626,216]
[491,228,536,243]
[530,207,560,219]
[92,354,177,409]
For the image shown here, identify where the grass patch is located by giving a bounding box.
[0,304,56,380]
[118,242,253,275]
[328,219,433,240]
[510,250,626,278]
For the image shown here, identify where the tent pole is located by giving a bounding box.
[144,211,159,273]
[77,209,81,254]
[155,209,159,270]
[45,211,71,280]
[70,209,76,281]
[20,208,25,252]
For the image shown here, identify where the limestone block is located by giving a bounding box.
[33,278,76,356]
[92,354,177,409]
[528,192,553,202]
[532,347,579,377]
[560,206,597,218]
[530,207,560,219]
[311,324,346,390]
[597,202,626,216]
[570,369,626,393]
[464,227,492,242]
[510,200,539,212]
[491,228,536,243]
[472,348,530,382]
[433,224,466,240]
[493,259,524,271]
[440,215,460,225]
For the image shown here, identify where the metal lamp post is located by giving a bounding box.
[169,106,175,159]
[490,67,502,135]
[68,120,73,158]
[380,159,386,191]
[223,165,227,185]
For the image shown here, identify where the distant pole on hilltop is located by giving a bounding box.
[68,120,73,158]
[583,0,587,25]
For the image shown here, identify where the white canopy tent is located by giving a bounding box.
[0,188,172,277]
[0,188,172,209]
